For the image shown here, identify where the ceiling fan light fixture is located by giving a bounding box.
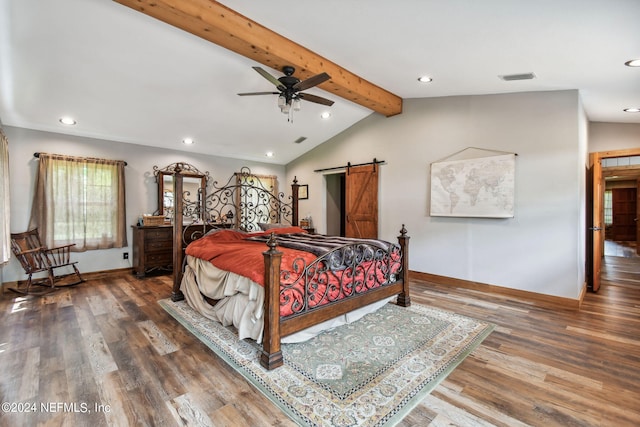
[240,66,334,122]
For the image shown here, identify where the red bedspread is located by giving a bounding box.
[185,227,401,317]
[185,227,316,287]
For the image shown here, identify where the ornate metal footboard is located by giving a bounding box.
[279,241,403,316]
[261,226,411,370]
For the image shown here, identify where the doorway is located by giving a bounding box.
[325,173,345,236]
[324,163,380,238]
[588,148,640,292]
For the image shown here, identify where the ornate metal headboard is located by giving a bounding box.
[204,167,294,232]
[171,166,301,300]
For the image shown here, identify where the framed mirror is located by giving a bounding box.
[155,163,208,223]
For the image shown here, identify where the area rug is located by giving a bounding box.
[159,299,494,426]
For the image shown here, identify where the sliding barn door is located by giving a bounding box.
[345,164,378,239]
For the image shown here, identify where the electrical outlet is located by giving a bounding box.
[123,252,129,260]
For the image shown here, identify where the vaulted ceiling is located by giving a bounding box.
[114,0,403,118]
[1,0,639,165]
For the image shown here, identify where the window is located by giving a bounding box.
[30,153,127,251]
[604,190,613,226]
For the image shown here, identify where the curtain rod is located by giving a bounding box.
[314,158,385,173]
[34,152,127,166]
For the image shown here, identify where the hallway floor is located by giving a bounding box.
[604,239,639,258]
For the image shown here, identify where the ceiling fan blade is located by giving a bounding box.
[298,92,335,106]
[293,72,331,92]
[238,91,280,96]
[252,67,286,90]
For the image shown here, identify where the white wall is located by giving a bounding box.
[3,126,285,283]
[577,97,589,299]
[287,90,586,299]
[589,122,640,152]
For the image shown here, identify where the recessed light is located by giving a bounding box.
[624,59,640,67]
[265,151,274,158]
[59,117,76,125]
[320,112,331,119]
[417,75,433,83]
[623,108,640,113]
[182,138,195,145]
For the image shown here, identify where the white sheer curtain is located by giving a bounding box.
[0,127,10,264]
[29,153,127,251]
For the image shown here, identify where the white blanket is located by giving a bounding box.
[180,255,391,343]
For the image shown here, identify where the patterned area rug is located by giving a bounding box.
[159,299,494,426]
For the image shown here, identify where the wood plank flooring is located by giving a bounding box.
[0,259,639,426]
[604,240,639,258]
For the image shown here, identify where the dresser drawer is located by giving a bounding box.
[145,228,172,241]
[144,250,172,267]
[145,239,172,251]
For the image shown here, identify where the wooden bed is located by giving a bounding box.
[169,166,410,370]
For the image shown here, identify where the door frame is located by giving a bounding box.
[588,148,640,292]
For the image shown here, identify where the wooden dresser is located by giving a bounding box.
[131,225,173,278]
[131,224,215,277]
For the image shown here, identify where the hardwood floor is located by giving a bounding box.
[604,239,639,258]
[1,263,639,427]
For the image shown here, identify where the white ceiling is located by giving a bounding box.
[1,0,639,165]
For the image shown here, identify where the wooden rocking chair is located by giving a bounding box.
[9,229,84,295]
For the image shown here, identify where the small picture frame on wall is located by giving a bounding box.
[299,184,309,200]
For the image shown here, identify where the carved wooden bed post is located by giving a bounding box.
[261,233,284,370]
[396,224,411,307]
[291,176,299,226]
[172,166,185,302]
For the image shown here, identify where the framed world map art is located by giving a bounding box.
[429,150,516,218]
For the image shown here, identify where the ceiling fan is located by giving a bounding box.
[238,66,334,121]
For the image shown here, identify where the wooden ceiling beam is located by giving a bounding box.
[113,0,402,117]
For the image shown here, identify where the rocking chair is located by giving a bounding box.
[10,229,84,295]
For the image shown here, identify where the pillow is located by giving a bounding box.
[202,228,247,241]
[269,226,308,235]
[204,227,246,236]
[258,222,290,231]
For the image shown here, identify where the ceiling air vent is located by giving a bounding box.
[294,136,307,144]
[499,72,536,81]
